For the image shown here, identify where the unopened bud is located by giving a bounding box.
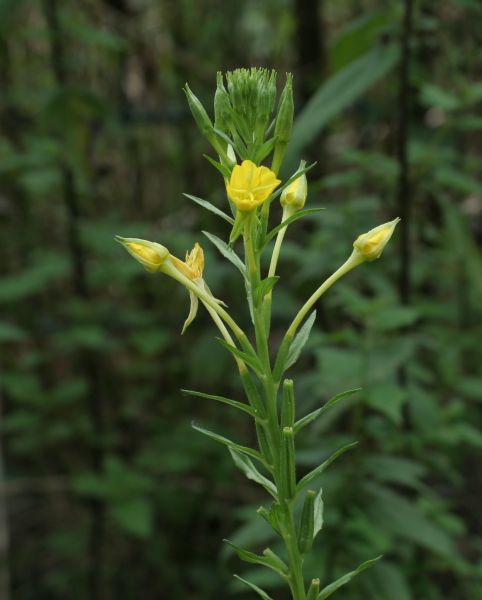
[115,236,169,272]
[353,218,400,262]
[281,161,308,213]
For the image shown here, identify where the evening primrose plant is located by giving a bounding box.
[116,68,399,600]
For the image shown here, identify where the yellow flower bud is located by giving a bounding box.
[280,167,307,213]
[115,236,169,272]
[226,159,281,212]
[353,218,400,261]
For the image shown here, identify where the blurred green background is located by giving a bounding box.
[1,0,482,598]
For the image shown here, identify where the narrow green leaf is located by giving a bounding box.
[264,208,325,245]
[317,556,382,599]
[203,154,231,178]
[297,442,359,494]
[181,389,256,417]
[216,338,263,374]
[229,448,277,497]
[263,548,289,575]
[224,540,288,577]
[233,575,274,600]
[183,194,234,224]
[285,311,317,371]
[294,388,362,433]
[254,276,279,305]
[203,230,246,276]
[192,423,265,465]
[253,136,277,163]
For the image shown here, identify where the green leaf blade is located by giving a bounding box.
[181,389,256,417]
[203,230,246,277]
[183,193,234,224]
[294,388,362,434]
[285,311,317,371]
[297,441,359,494]
[318,556,382,599]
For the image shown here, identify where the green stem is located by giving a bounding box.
[162,261,254,354]
[262,207,290,332]
[283,503,307,600]
[274,251,364,381]
[241,206,310,599]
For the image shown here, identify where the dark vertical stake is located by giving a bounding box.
[294,0,325,104]
[41,1,105,598]
[398,0,414,307]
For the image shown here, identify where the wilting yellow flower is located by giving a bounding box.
[116,237,211,334]
[226,160,281,212]
[353,218,400,261]
[115,237,169,272]
[166,242,207,334]
[170,242,205,281]
[280,169,307,212]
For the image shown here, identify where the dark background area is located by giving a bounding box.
[1,0,482,599]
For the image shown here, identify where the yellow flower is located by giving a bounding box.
[353,218,400,261]
[226,160,281,212]
[115,237,169,272]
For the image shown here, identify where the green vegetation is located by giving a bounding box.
[0,1,481,599]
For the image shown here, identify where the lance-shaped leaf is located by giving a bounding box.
[294,388,362,434]
[317,556,382,599]
[253,135,277,164]
[264,208,325,245]
[183,194,234,224]
[229,448,277,498]
[224,540,288,578]
[203,154,231,178]
[284,310,317,371]
[192,423,265,466]
[182,389,256,418]
[203,230,246,277]
[233,575,274,600]
[254,276,279,306]
[297,441,359,495]
[216,338,263,375]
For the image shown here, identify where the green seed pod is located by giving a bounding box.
[280,426,296,499]
[281,379,295,429]
[307,578,320,600]
[298,489,316,554]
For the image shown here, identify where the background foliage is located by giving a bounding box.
[1,0,482,599]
